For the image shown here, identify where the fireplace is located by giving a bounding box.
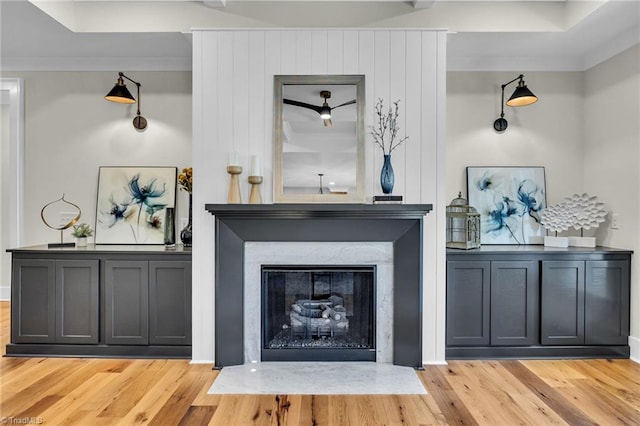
[206,204,432,368]
[262,265,376,362]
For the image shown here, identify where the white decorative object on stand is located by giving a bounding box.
[540,193,607,247]
[540,202,571,247]
[544,236,569,248]
[568,236,596,248]
[565,193,607,247]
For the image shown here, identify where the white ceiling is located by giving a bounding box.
[1,0,639,72]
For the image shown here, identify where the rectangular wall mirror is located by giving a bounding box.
[274,75,365,203]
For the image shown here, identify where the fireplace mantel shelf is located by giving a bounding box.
[205,203,433,219]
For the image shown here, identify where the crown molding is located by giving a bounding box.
[0,57,192,72]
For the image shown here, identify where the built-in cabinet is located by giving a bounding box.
[7,245,191,358]
[105,260,192,346]
[447,246,631,359]
[541,260,629,346]
[447,260,538,347]
[12,259,99,344]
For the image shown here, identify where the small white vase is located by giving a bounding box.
[76,237,88,247]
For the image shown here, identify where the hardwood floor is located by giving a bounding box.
[1,300,639,425]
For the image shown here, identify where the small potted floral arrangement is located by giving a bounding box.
[178,167,193,194]
[71,223,93,247]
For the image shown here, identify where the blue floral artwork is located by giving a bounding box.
[466,167,546,245]
[95,167,177,244]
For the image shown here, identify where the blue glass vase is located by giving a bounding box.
[380,154,395,194]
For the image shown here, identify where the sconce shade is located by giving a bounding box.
[105,77,136,104]
[506,83,538,107]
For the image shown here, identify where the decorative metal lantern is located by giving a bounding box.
[446,192,481,249]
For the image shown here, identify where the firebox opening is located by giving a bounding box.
[261,265,376,362]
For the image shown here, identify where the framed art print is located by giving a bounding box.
[95,166,177,244]
[466,166,546,245]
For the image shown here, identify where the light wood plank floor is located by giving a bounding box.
[1,301,639,425]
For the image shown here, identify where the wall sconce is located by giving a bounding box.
[105,72,148,131]
[493,74,538,132]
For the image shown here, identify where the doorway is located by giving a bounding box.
[0,78,25,300]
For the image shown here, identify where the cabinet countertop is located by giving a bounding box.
[8,244,192,255]
[447,245,633,255]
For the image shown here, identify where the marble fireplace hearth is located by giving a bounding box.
[206,204,432,368]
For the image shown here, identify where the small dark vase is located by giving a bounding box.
[380,154,395,194]
[180,194,193,248]
[163,207,176,248]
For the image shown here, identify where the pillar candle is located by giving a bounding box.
[250,155,261,176]
[229,151,240,166]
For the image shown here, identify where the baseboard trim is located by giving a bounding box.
[446,345,630,359]
[189,359,216,365]
[423,361,448,365]
[0,286,10,301]
[5,343,191,358]
[629,336,640,363]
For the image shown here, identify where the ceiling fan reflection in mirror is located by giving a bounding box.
[283,90,356,127]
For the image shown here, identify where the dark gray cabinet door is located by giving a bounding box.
[55,260,99,344]
[446,261,490,346]
[149,261,192,345]
[11,259,55,343]
[105,260,149,345]
[490,261,539,346]
[585,260,630,345]
[541,260,585,345]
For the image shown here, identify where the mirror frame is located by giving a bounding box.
[274,74,366,203]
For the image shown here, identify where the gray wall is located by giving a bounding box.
[0,70,193,248]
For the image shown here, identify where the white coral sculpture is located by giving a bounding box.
[540,193,607,235]
[566,193,607,231]
[540,201,572,234]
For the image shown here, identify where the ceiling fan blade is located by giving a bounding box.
[323,118,332,127]
[283,99,322,114]
[332,99,356,109]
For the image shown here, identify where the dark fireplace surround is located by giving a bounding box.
[206,204,432,369]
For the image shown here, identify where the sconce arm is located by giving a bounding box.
[500,74,524,91]
[119,72,142,116]
[118,72,141,88]
[499,74,524,118]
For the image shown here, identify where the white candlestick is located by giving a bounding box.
[229,151,240,166]
[250,155,261,176]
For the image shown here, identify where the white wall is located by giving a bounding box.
[584,45,640,361]
[192,29,447,364]
[0,71,193,251]
[446,71,585,205]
